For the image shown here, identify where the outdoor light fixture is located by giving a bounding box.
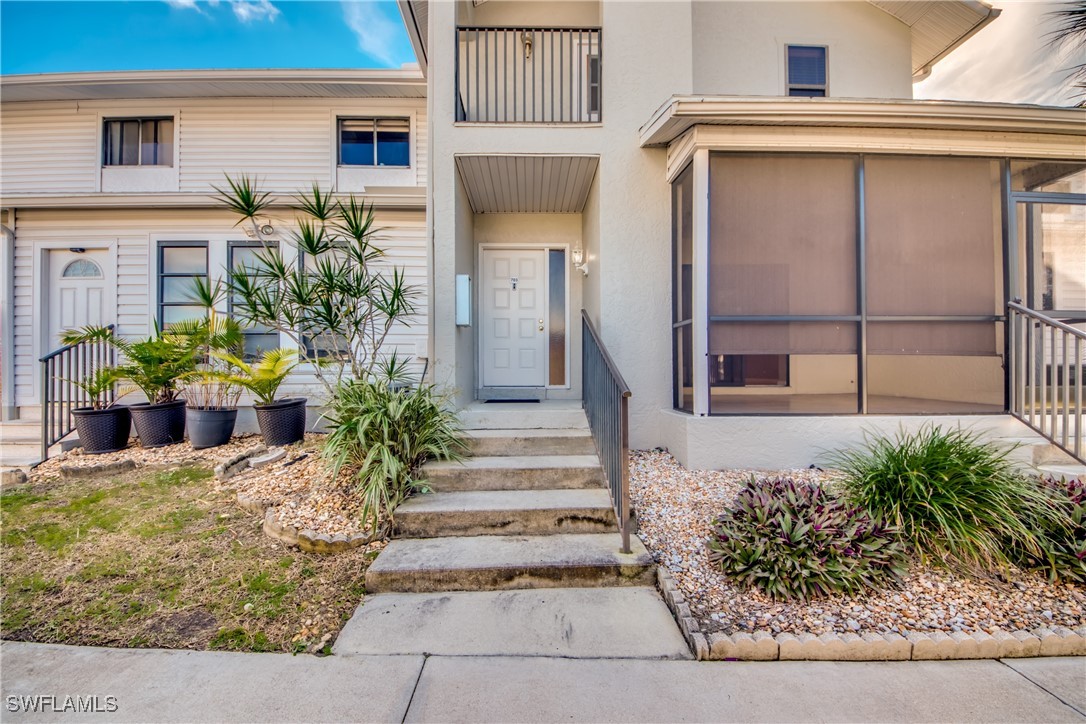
[522,31,534,59]
[572,247,588,276]
[260,224,275,236]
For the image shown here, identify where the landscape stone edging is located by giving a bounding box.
[59,459,137,479]
[654,567,1086,662]
[214,445,267,480]
[261,507,374,554]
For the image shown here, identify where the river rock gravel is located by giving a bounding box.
[630,449,1086,637]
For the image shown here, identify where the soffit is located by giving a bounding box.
[455,155,599,213]
[867,0,1000,78]
[398,0,429,72]
[0,69,426,103]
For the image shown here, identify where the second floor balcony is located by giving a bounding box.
[456,26,601,124]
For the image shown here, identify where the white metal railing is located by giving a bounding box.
[1008,301,1085,463]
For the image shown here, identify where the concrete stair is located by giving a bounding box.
[0,422,43,468]
[394,489,617,538]
[465,428,596,457]
[423,455,604,491]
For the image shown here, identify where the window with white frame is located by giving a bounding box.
[104,118,174,166]
[785,45,827,97]
[338,118,410,167]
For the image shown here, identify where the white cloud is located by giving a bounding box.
[342,0,401,66]
[230,0,281,23]
[915,2,1078,106]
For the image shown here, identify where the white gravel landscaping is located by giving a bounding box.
[630,449,1086,637]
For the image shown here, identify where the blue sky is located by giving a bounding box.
[0,0,417,74]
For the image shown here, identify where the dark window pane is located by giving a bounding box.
[340,119,375,165]
[376,119,410,166]
[788,88,826,97]
[121,120,139,165]
[787,46,826,86]
[243,332,280,360]
[548,249,566,386]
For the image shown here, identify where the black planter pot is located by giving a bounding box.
[130,399,187,448]
[254,397,307,447]
[72,405,132,454]
[187,407,238,450]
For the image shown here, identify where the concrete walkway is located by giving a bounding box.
[2,642,1084,723]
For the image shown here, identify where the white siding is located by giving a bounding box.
[0,103,98,193]
[11,207,428,406]
[1,97,427,197]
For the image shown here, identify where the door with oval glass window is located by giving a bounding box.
[48,249,110,350]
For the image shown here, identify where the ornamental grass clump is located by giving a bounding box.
[707,478,907,601]
[1011,476,1086,583]
[828,425,1066,573]
[323,377,466,531]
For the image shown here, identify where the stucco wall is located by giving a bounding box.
[690,1,913,99]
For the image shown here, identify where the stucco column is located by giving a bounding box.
[691,149,710,416]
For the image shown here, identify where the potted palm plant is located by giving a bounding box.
[69,368,131,454]
[219,348,304,446]
[172,280,245,449]
[62,324,198,448]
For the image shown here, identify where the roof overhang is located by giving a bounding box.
[0,68,426,103]
[640,96,1086,148]
[867,0,1001,80]
[456,154,599,213]
[397,0,429,75]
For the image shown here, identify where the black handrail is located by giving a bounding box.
[39,325,115,461]
[1007,301,1084,464]
[581,310,632,553]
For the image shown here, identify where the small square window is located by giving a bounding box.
[339,118,410,167]
[786,45,827,97]
[104,117,173,166]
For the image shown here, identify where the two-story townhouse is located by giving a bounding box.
[0,69,429,459]
[402,0,1086,471]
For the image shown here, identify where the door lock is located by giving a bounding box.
[538,319,544,332]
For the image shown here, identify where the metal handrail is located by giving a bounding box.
[581,310,633,553]
[39,325,116,461]
[1007,302,1084,463]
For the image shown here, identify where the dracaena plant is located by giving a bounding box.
[213,174,421,397]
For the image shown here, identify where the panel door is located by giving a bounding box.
[480,248,547,387]
[48,250,109,349]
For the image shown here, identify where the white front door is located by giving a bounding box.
[480,248,547,387]
[48,249,109,349]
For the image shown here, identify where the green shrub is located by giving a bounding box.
[1011,476,1086,583]
[828,425,1064,572]
[323,380,466,530]
[707,478,907,601]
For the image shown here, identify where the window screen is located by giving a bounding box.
[786,46,827,97]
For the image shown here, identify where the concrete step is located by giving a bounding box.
[466,429,596,457]
[1037,463,1086,482]
[423,455,604,492]
[394,489,617,538]
[365,533,654,593]
[459,402,589,431]
[333,587,690,659]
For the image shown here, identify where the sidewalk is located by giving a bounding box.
[2,642,1084,723]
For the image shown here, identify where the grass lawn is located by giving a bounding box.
[1,465,377,654]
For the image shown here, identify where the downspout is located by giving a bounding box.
[1,209,17,420]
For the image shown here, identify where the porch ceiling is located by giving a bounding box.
[456,155,599,214]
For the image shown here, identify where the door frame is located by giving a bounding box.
[33,241,118,404]
[476,242,572,395]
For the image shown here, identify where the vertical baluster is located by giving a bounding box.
[474,29,480,123]
[1009,311,1017,415]
[1038,322,1045,433]
[559,30,565,122]
[503,29,508,122]
[484,30,489,122]
[1050,325,1057,440]
[1062,329,1070,450]
[578,29,583,122]
[1075,336,1083,460]
[549,30,555,122]
[1017,313,1026,418]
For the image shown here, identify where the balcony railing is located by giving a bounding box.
[456,26,602,123]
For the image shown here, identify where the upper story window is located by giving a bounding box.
[338,118,410,167]
[786,45,827,97]
[104,118,174,167]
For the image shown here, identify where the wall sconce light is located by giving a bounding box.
[521,31,534,60]
[572,247,588,276]
[259,224,275,236]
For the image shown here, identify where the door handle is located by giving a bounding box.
[538,319,544,332]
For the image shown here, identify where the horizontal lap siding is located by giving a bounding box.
[12,208,428,406]
[2,98,427,196]
[0,105,98,193]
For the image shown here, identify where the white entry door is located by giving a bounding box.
[480,248,547,387]
[48,249,109,350]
